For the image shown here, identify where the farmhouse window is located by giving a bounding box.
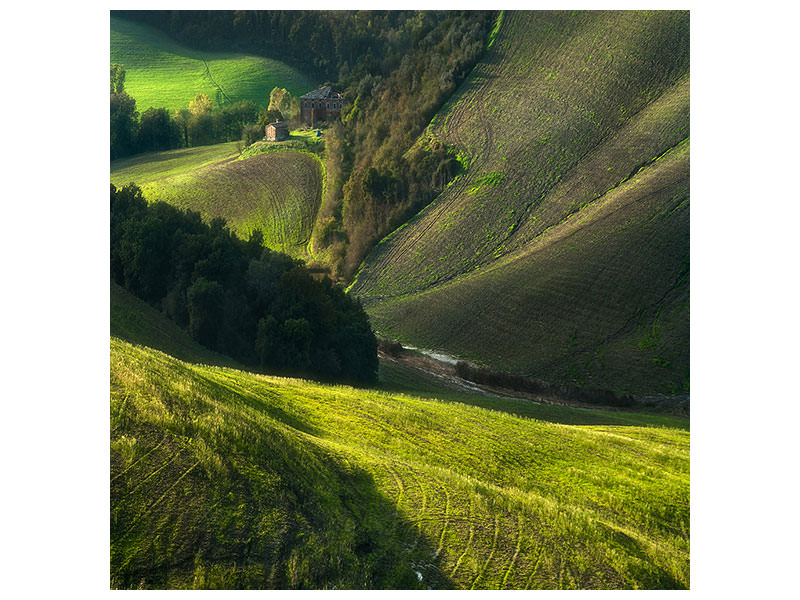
[327,102,330,109]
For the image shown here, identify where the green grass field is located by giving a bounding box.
[111,17,315,112]
[111,141,324,259]
[110,284,688,590]
[110,142,242,186]
[350,10,689,395]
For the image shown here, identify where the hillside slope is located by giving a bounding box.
[111,337,688,589]
[111,281,240,369]
[350,11,689,394]
[111,17,315,112]
[111,143,324,259]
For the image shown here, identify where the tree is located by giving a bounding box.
[187,276,224,346]
[188,111,218,147]
[220,100,259,141]
[189,93,213,116]
[257,109,285,132]
[137,107,181,152]
[110,63,126,94]
[281,318,312,369]
[173,108,192,147]
[110,92,138,160]
[255,315,281,366]
[268,87,298,120]
[111,183,380,381]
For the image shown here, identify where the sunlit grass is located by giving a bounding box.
[111,17,314,112]
[111,337,688,589]
[110,141,323,258]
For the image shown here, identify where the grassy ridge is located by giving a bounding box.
[111,337,688,589]
[111,142,324,258]
[350,11,690,394]
[111,17,315,112]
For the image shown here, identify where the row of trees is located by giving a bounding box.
[111,11,495,279]
[111,183,378,381]
[111,64,298,160]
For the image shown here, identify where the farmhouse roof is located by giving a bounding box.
[267,121,288,129]
[300,86,342,100]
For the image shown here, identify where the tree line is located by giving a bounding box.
[111,64,295,160]
[111,10,496,279]
[111,183,378,381]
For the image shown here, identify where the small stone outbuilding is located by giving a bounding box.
[265,120,289,141]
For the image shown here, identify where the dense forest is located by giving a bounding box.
[112,10,495,279]
[110,183,378,381]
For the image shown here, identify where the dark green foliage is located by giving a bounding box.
[219,100,260,141]
[257,109,285,131]
[137,107,182,152]
[110,183,377,381]
[110,92,138,160]
[187,276,224,346]
[241,123,263,146]
[187,111,219,147]
[454,361,636,407]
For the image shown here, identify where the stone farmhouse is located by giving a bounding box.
[300,86,344,126]
[265,120,289,141]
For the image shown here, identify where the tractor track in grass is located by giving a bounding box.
[471,515,500,589]
[110,435,168,484]
[110,335,689,589]
[124,148,323,259]
[449,499,475,580]
[113,460,201,544]
[501,515,524,589]
[118,447,185,499]
[352,10,689,396]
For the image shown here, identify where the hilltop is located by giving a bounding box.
[350,11,690,395]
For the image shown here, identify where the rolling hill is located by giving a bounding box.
[110,16,315,112]
[350,10,690,395]
[111,141,324,259]
[110,288,689,589]
[109,11,691,590]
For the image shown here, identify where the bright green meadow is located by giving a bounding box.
[111,16,315,112]
[111,284,688,590]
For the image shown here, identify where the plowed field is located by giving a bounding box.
[350,11,689,395]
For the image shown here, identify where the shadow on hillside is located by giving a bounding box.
[110,282,241,370]
[111,388,455,589]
